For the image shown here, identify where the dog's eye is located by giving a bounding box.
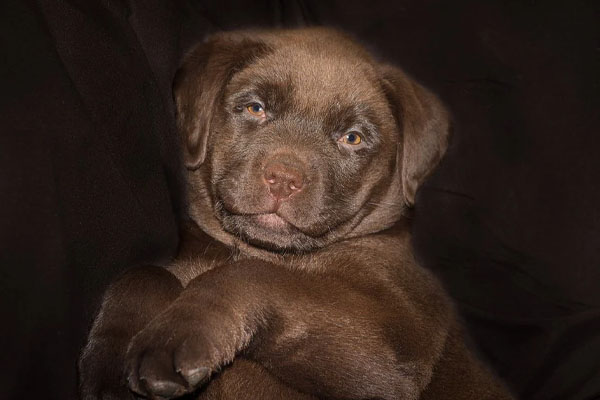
[247,103,266,118]
[340,132,362,145]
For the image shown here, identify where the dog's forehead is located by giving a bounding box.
[238,41,383,109]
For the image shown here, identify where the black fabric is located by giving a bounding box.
[1,0,201,398]
[1,1,598,399]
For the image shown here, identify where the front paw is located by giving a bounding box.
[125,306,248,399]
[79,336,136,400]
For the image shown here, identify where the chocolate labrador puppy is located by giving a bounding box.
[79,28,514,400]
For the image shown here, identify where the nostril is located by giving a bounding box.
[264,166,278,184]
[288,177,303,191]
[264,172,278,185]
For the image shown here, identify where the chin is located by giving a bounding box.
[219,212,319,253]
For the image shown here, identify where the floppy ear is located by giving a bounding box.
[173,33,271,169]
[379,65,450,206]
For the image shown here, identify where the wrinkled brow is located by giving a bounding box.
[323,100,379,136]
[227,76,295,113]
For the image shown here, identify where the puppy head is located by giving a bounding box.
[175,28,449,254]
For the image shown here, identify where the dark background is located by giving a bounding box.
[1,1,598,399]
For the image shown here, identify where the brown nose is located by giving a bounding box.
[263,161,304,200]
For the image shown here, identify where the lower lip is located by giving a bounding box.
[254,213,290,229]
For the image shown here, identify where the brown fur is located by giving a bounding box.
[79,28,514,400]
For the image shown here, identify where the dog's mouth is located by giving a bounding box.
[217,207,320,252]
[219,207,298,232]
[252,213,293,231]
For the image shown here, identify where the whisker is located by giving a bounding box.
[366,201,403,208]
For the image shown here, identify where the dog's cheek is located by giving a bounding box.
[328,152,389,220]
[214,140,270,212]
[214,162,255,212]
[331,155,372,203]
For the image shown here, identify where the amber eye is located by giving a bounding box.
[247,103,265,117]
[340,132,362,145]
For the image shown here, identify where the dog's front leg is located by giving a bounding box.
[79,266,183,400]
[125,259,447,400]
